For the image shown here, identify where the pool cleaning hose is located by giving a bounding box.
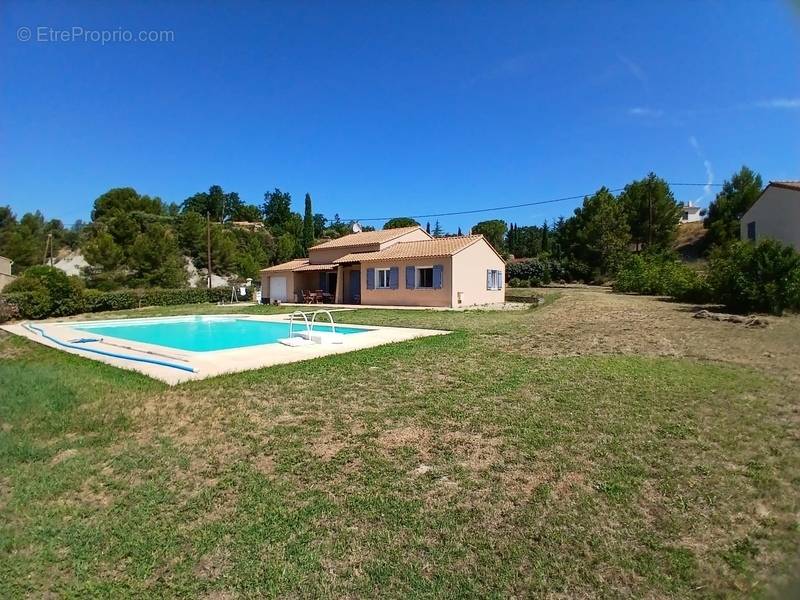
[22,322,198,374]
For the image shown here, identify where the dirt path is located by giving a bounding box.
[509,287,800,385]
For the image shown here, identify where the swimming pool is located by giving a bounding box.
[72,316,369,352]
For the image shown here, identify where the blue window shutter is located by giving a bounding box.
[433,264,443,289]
[366,268,375,289]
[487,269,492,290]
[496,270,503,290]
[406,266,415,289]
[389,267,399,289]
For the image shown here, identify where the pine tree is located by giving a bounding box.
[432,220,444,237]
[618,173,681,251]
[302,193,314,253]
[541,220,549,253]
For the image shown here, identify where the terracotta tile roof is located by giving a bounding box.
[293,263,337,272]
[334,235,490,263]
[260,259,308,273]
[310,226,427,249]
[770,180,800,191]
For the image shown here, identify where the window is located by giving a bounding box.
[487,269,503,290]
[747,221,756,241]
[416,267,434,288]
[682,211,689,221]
[376,268,391,289]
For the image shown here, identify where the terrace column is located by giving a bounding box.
[335,266,344,304]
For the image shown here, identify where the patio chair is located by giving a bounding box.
[314,289,324,304]
[302,290,314,304]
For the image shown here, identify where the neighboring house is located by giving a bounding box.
[740,181,800,250]
[0,256,16,292]
[230,221,265,231]
[260,226,505,308]
[679,201,703,223]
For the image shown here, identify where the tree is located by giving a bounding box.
[704,166,763,248]
[618,173,680,251]
[176,211,206,260]
[275,232,300,263]
[0,206,16,230]
[541,220,550,253]
[0,211,48,272]
[182,185,242,223]
[571,187,631,275]
[263,188,293,229]
[83,230,125,271]
[92,187,166,221]
[426,221,431,234]
[457,226,463,236]
[383,217,420,230]
[129,224,186,288]
[302,193,314,253]
[312,213,326,238]
[229,204,263,222]
[506,224,541,258]
[432,221,444,237]
[472,220,507,253]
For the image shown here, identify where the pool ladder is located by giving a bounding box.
[282,310,339,346]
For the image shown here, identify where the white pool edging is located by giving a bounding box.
[2,314,449,385]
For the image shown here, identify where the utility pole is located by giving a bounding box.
[42,233,54,267]
[206,211,212,289]
[647,181,653,249]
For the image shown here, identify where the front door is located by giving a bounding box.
[349,270,361,303]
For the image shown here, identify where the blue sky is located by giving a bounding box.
[1,1,799,233]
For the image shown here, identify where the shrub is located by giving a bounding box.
[0,296,21,323]
[508,277,530,288]
[707,240,800,315]
[506,259,552,286]
[4,266,85,318]
[613,253,710,303]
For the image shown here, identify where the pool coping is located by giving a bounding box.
[2,314,450,385]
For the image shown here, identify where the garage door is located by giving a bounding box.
[270,276,288,302]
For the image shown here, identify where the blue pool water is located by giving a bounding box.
[72,317,369,352]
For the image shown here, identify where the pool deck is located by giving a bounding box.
[1,314,450,385]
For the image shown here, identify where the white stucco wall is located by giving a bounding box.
[740,185,800,250]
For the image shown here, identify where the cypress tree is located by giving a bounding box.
[302,193,314,253]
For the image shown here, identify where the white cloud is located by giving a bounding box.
[689,136,714,204]
[617,54,648,91]
[628,107,663,118]
[753,98,800,109]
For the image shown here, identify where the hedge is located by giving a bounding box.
[506,256,592,287]
[612,253,710,304]
[1,285,245,322]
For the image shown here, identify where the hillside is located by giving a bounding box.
[674,221,708,260]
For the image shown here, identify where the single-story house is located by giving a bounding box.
[740,181,800,250]
[260,226,505,308]
[679,201,703,223]
[0,255,16,292]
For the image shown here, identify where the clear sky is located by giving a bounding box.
[1,0,799,232]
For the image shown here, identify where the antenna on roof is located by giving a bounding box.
[352,222,362,233]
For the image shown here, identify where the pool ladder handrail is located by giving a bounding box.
[310,309,336,335]
[287,310,312,339]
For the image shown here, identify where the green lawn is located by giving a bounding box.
[1,291,798,598]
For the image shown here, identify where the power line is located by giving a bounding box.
[343,182,723,222]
